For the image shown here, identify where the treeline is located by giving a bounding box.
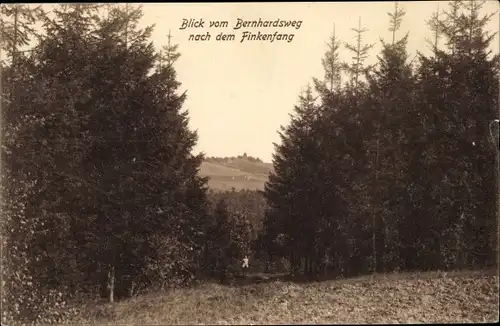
[261,1,498,279]
[205,153,265,164]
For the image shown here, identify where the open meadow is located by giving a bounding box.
[76,270,499,325]
[198,158,273,191]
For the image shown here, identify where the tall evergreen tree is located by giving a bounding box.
[209,199,232,282]
[311,24,368,277]
[2,4,104,321]
[416,0,498,269]
[343,17,375,92]
[364,1,416,273]
[425,5,442,54]
[263,85,323,277]
[313,24,343,95]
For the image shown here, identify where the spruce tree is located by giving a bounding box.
[263,85,323,277]
[313,23,343,95]
[343,17,375,92]
[425,5,442,54]
[417,0,498,269]
[311,25,363,277]
[365,1,416,273]
[2,4,104,322]
[211,199,232,283]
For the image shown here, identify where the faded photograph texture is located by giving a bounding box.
[1,1,499,325]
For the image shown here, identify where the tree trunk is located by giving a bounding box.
[373,138,380,274]
[493,119,500,270]
[107,265,115,303]
[129,279,135,298]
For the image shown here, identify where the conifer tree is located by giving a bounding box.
[365,1,416,273]
[425,5,442,54]
[263,85,323,277]
[313,24,343,96]
[211,199,232,283]
[2,4,105,321]
[416,0,498,269]
[343,17,375,92]
[311,24,363,276]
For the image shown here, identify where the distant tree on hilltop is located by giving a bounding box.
[205,154,264,164]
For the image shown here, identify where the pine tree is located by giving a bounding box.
[313,23,343,95]
[416,0,499,269]
[311,26,361,277]
[263,85,323,277]
[148,29,210,286]
[210,199,232,283]
[343,17,375,92]
[425,5,442,54]
[388,1,406,46]
[1,4,105,322]
[365,1,416,273]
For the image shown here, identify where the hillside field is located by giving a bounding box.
[198,158,273,191]
[77,270,498,325]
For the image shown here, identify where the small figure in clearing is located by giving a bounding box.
[242,255,249,277]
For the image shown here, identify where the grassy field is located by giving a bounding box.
[198,158,272,191]
[76,269,498,325]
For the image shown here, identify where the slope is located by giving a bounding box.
[77,270,499,325]
[198,156,273,191]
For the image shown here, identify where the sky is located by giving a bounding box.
[30,2,500,163]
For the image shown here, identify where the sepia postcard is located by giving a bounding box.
[1,1,499,325]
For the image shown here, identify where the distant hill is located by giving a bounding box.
[199,155,273,191]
